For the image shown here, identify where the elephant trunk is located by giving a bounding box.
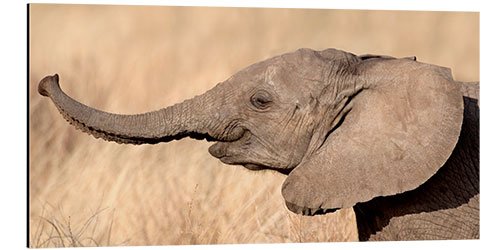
[38,74,244,144]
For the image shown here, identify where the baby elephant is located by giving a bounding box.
[38,48,479,241]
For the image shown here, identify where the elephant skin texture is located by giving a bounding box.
[38,48,479,241]
[353,95,479,241]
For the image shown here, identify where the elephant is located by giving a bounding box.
[37,48,479,241]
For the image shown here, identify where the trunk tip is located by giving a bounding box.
[38,74,60,97]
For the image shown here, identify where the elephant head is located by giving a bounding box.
[38,48,463,216]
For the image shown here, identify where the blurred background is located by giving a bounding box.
[29,4,479,247]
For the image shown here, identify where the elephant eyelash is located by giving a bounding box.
[253,96,270,106]
[250,91,273,110]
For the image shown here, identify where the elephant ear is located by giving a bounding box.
[282,58,464,215]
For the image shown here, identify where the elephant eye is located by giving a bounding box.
[250,91,272,110]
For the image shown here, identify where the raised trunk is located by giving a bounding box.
[38,74,241,144]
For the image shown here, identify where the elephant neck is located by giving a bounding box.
[353,96,479,241]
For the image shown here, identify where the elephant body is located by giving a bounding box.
[354,88,479,240]
[38,48,479,242]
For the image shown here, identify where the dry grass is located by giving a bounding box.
[28,4,479,247]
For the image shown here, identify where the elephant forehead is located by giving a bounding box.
[264,65,279,85]
[239,54,327,80]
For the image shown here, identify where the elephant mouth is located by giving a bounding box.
[208,130,293,175]
[209,142,292,175]
[208,131,258,166]
[208,141,238,160]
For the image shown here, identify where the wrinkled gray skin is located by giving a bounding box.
[354,90,479,241]
[38,48,479,241]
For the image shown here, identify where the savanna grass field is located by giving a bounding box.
[28,4,479,247]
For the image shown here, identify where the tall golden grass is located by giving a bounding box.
[28,4,479,247]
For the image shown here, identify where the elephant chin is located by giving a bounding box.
[244,163,293,174]
[244,163,266,171]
